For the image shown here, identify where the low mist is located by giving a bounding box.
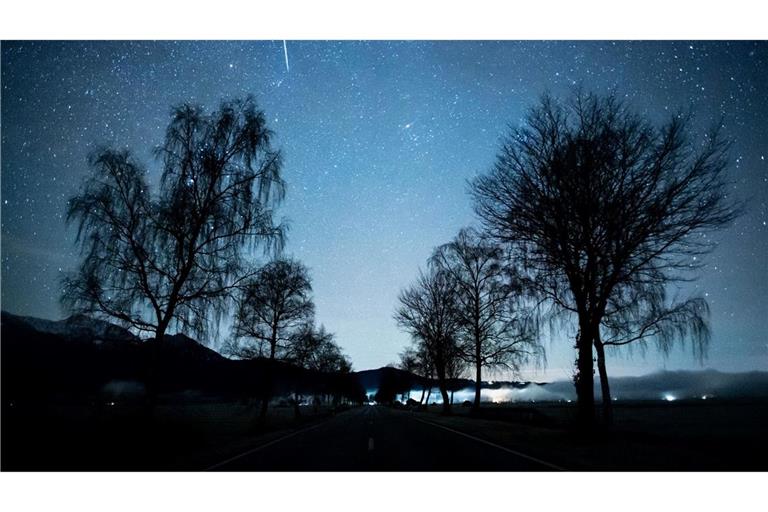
[393,370,768,404]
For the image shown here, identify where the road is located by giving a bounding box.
[208,405,562,471]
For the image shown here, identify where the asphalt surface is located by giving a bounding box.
[208,405,561,471]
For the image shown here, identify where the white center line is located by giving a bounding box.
[368,437,375,451]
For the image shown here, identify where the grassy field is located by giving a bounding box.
[2,399,340,471]
[413,399,768,470]
[4,398,766,470]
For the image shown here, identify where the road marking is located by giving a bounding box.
[205,420,327,471]
[368,437,375,451]
[411,416,565,471]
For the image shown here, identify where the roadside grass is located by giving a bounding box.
[2,400,342,471]
[401,400,768,470]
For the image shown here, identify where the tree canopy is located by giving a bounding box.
[63,96,285,343]
[470,91,742,427]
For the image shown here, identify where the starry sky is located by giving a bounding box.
[2,41,766,378]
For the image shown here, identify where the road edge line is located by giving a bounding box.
[205,420,328,471]
[410,416,566,471]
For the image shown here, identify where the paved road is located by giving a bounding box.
[208,405,561,471]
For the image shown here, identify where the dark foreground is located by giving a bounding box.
[208,405,559,471]
[3,401,767,471]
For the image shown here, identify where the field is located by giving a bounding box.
[415,399,768,470]
[3,397,766,471]
[2,399,340,471]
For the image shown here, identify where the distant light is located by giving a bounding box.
[701,395,709,400]
[663,394,676,402]
[566,399,572,403]
[109,402,116,406]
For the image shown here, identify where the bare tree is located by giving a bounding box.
[63,96,285,399]
[398,344,434,405]
[280,322,351,417]
[431,227,543,410]
[470,91,742,428]
[229,259,314,360]
[398,346,423,403]
[288,323,352,374]
[228,258,314,423]
[394,268,462,414]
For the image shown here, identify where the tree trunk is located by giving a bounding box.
[257,333,278,428]
[258,394,270,425]
[293,393,301,420]
[473,359,482,410]
[258,356,275,428]
[574,321,596,431]
[418,385,426,405]
[450,389,455,405]
[425,387,432,405]
[594,335,613,427]
[269,338,276,359]
[436,367,451,414]
[473,300,482,411]
[145,323,167,415]
[439,385,451,414]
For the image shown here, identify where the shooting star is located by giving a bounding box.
[283,40,290,73]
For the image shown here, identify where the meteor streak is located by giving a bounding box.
[283,40,290,73]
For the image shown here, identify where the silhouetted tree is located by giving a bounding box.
[470,91,741,429]
[288,323,352,373]
[229,259,314,359]
[398,346,424,403]
[397,347,419,400]
[398,344,434,404]
[287,322,353,414]
[431,227,543,410]
[394,268,462,414]
[63,96,285,401]
[228,258,314,423]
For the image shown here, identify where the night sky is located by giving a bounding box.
[2,41,766,378]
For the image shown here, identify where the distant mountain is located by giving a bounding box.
[2,312,139,344]
[161,332,227,364]
[1,311,363,404]
[354,367,421,392]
